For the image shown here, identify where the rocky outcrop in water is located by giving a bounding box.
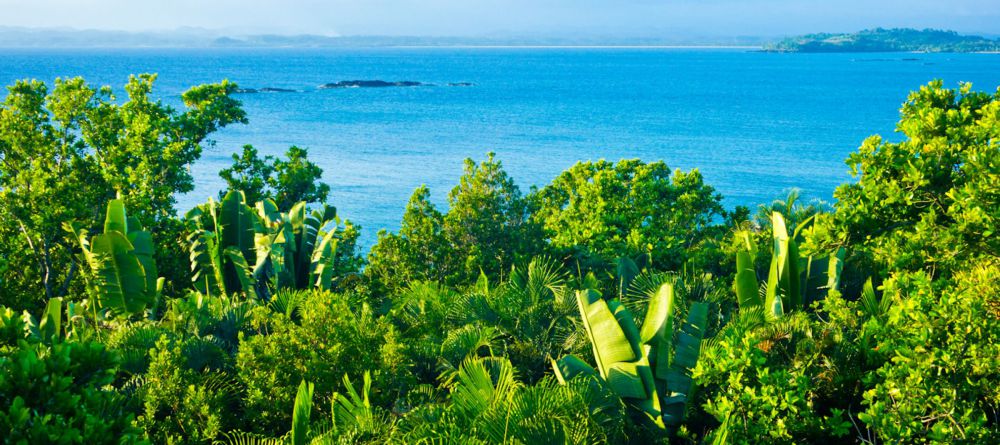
[318,80,424,89]
[235,87,298,94]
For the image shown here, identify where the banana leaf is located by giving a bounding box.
[291,380,313,445]
[662,301,709,428]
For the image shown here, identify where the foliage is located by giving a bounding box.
[0,321,146,443]
[733,211,845,316]
[0,74,245,310]
[67,199,162,318]
[857,262,1000,443]
[219,145,331,211]
[823,80,999,278]
[1,76,998,445]
[235,290,407,435]
[553,283,710,437]
[532,159,727,273]
[765,27,1000,52]
[368,153,542,290]
[185,192,360,300]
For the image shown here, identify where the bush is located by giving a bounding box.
[236,290,409,435]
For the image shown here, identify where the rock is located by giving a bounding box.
[318,80,424,89]
[448,82,475,87]
[234,87,298,94]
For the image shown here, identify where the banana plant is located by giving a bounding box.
[66,199,162,317]
[186,191,260,298]
[254,200,340,293]
[552,283,709,434]
[733,212,845,316]
[186,191,342,300]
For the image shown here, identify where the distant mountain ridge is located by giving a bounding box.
[764,28,1000,53]
[0,26,766,48]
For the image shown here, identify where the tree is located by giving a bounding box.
[219,145,330,212]
[531,159,726,272]
[443,153,542,283]
[822,80,999,278]
[367,153,541,289]
[0,74,245,310]
[366,185,451,291]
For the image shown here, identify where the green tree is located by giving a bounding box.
[366,185,450,291]
[219,145,330,211]
[822,80,999,278]
[531,159,726,273]
[0,74,245,310]
[368,153,541,289]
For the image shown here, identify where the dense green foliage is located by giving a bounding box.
[219,145,331,211]
[0,77,998,444]
[765,28,1000,53]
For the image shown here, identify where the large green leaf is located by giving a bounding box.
[641,283,676,385]
[735,249,761,310]
[220,190,259,263]
[291,380,313,445]
[663,301,709,428]
[128,230,158,300]
[224,246,258,300]
[89,231,149,314]
[576,290,639,376]
[551,355,597,384]
[188,229,224,296]
[309,229,338,290]
[104,199,128,234]
[38,297,62,341]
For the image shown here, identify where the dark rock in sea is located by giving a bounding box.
[318,80,424,89]
[234,87,298,94]
[448,82,475,87]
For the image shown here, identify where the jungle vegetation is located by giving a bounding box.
[764,28,1000,53]
[0,76,997,444]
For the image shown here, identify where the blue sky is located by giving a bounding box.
[1,0,998,36]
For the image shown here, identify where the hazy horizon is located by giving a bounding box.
[0,0,998,38]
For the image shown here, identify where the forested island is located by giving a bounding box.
[0,74,998,444]
[765,28,1000,52]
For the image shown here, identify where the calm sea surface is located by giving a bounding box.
[2,48,998,243]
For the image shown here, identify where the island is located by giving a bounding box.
[764,28,1000,53]
[318,80,425,89]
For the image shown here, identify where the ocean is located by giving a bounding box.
[2,48,998,243]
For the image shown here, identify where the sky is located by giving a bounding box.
[1,0,998,37]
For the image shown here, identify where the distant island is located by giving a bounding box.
[764,28,1000,53]
[0,26,766,48]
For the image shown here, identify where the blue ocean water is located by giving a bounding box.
[2,48,999,243]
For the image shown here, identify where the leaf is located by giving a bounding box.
[551,355,597,384]
[639,283,675,345]
[104,199,128,234]
[128,230,158,301]
[663,301,709,428]
[220,190,259,263]
[89,232,149,314]
[309,229,338,290]
[291,379,313,445]
[224,246,258,299]
[735,249,761,310]
[827,247,846,292]
[38,297,62,341]
[450,357,519,422]
[576,290,639,377]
